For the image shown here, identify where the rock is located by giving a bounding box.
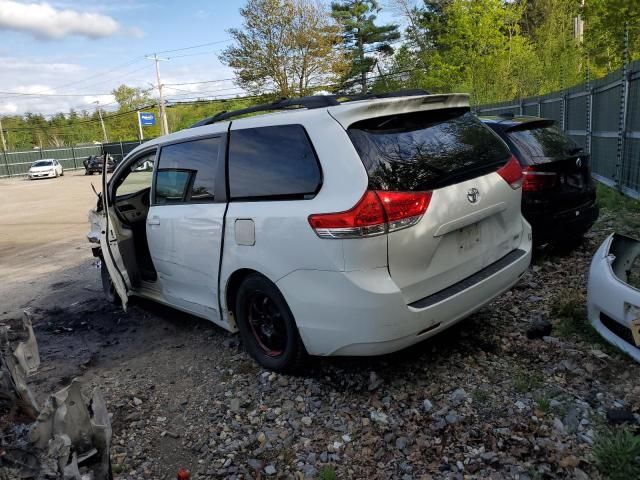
[563,406,580,434]
[559,455,580,468]
[456,460,464,472]
[133,397,143,406]
[526,318,552,339]
[450,388,467,405]
[445,411,460,425]
[574,468,589,480]
[301,416,312,426]
[368,371,384,391]
[480,452,498,463]
[248,459,263,471]
[422,399,433,413]
[553,418,566,435]
[395,436,408,450]
[230,398,240,412]
[257,432,266,445]
[370,411,388,424]
[515,400,526,410]
[606,408,636,425]
[264,465,276,475]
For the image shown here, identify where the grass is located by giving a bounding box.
[513,368,543,393]
[596,183,640,213]
[535,395,551,414]
[550,288,619,355]
[317,465,337,480]
[472,388,490,404]
[594,427,640,480]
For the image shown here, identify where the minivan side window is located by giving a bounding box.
[155,137,220,204]
[228,125,321,200]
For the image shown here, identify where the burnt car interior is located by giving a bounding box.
[109,152,157,285]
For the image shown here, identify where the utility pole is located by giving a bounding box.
[93,101,108,143]
[137,111,144,141]
[146,54,170,135]
[0,117,7,151]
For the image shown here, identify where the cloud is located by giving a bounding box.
[0,0,120,39]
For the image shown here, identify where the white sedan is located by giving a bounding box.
[28,159,64,179]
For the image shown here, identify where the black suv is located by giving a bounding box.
[481,115,598,244]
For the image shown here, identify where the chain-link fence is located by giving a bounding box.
[0,141,144,178]
[476,59,640,199]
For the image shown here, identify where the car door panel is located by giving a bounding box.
[145,133,227,321]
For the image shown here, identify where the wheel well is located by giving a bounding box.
[225,268,260,314]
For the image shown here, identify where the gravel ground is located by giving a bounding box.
[3,180,640,479]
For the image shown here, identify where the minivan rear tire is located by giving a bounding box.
[235,274,307,372]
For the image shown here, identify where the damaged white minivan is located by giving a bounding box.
[88,91,532,371]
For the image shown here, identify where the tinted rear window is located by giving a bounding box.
[348,108,511,191]
[229,125,321,200]
[507,124,580,161]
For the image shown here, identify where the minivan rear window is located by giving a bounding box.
[348,108,511,191]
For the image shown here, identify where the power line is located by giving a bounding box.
[151,39,232,55]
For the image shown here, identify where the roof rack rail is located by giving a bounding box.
[189,89,431,128]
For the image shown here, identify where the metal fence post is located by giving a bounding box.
[71,145,77,170]
[615,22,630,188]
[537,99,541,117]
[120,141,124,163]
[3,150,10,178]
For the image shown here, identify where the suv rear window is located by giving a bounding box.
[229,125,321,200]
[507,123,581,161]
[348,108,510,191]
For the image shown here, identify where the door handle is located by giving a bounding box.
[147,216,160,226]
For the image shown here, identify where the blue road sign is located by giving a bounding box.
[139,112,156,126]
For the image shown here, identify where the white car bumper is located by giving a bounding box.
[278,222,532,356]
[587,233,640,362]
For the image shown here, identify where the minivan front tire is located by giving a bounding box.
[235,274,307,372]
[101,260,120,305]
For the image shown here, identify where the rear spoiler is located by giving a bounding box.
[505,119,555,132]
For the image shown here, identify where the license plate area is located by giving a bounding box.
[457,223,481,252]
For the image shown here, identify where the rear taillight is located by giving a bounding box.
[522,166,558,192]
[309,190,432,239]
[497,156,524,189]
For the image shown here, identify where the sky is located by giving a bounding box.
[0,0,245,116]
[0,0,404,118]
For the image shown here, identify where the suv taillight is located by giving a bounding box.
[497,156,524,189]
[522,166,558,192]
[309,190,432,239]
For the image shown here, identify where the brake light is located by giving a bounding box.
[522,166,558,192]
[497,156,524,189]
[309,190,432,239]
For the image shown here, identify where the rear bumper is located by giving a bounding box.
[587,234,640,362]
[524,197,598,241]
[278,220,532,356]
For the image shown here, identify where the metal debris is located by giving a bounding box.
[0,311,112,479]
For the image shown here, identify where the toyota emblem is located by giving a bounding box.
[576,158,582,168]
[467,188,480,204]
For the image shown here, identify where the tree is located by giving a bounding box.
[220,0,346,98]
[331,0,400,93]
[112,84,153,111]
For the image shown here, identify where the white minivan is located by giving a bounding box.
[89,92,532,371]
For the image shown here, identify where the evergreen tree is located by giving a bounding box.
[331,0,400,93]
